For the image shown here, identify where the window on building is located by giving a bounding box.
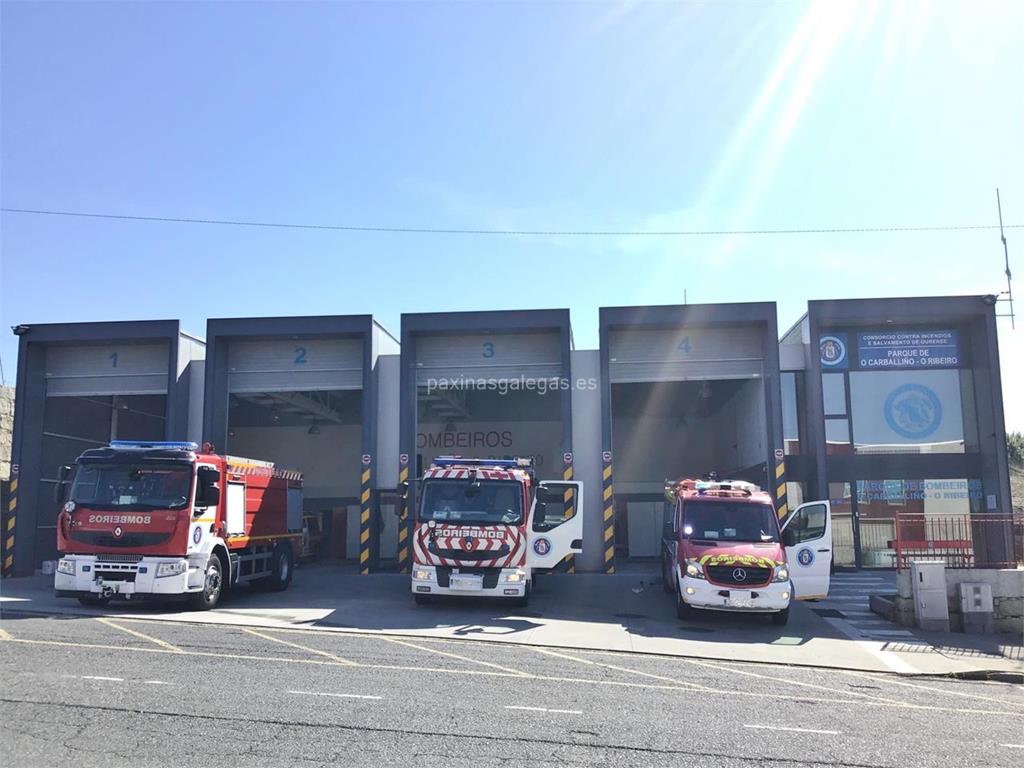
[825,418,850,454]
[781,372,802,455]
[822,373,847,416]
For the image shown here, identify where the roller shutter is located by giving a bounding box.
[415,333,562,386]
[609,328,764,383]
[227,338,363,393]
[45,343,169,396]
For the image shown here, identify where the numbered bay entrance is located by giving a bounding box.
[601,305,782,562]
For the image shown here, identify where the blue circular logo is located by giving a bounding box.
[819,335,847,367]
[884,384,942,439]
[797,547,814,567]
[193,526,203,545]
[533,537,551,556]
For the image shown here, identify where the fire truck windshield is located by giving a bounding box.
[419,479,522,525]
[70,462,193,511]
[682,501,780,543]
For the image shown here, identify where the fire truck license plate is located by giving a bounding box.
[450,575,483,591]
[728,591,753,608]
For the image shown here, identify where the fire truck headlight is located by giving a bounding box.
[773,565,790,583]
[156,561,186,578]
[412,567,434,582]
[501,570,526,584]
[57,559,75,576]
[684,560,705,579]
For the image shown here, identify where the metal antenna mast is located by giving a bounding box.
[996,189,1016,329]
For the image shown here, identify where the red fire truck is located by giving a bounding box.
[54,440,303,610]
[408,457,582,606]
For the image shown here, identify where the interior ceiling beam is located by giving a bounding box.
[419,389,470,420]
[263,391,345,424]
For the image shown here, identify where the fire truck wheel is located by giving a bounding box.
[265,543,294,592]
[770,608,790,626]
[77,595,111,607]
[189,555,224,610]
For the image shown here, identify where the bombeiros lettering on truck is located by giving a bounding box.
[53,440,304,610]
[661,477,833,626]
[404,456,583,606]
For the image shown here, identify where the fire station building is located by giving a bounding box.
[4,294,1013,577]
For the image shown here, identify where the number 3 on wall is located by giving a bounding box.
[294,347,307,364]
[482,342,495,358]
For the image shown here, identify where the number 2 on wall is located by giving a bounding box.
[294,347,307,364]
[482,342,495,358]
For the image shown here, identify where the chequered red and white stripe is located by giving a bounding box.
[413,524,525,568]
[422,466,530,482]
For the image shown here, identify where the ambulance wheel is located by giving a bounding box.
[265,543,293,592]
[771,608,790,626]
[675,587,694,620]
[414,594,434,606]
[78,595,110,607]
[189,555,224,610]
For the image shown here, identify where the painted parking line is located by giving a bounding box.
[506,705,582,715]
[0,626,12,641]
[144,680,171,685]
[745,724,840,735]
[1000,744,1024,748]
[526,645,708,691]
[379,635,533,678]
[289,690,382,700]
[81,675,124,682]
[241,627,357,666]
[97,617,184,653]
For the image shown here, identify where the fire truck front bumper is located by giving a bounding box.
[410,564,528,598]
[679,574,792,613]
[54,555,205,599]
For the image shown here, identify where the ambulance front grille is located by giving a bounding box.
[705,565,772,587]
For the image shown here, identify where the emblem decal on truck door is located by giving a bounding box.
[193,526,203,545]
[533,537,551,556]
[797,547,814,567]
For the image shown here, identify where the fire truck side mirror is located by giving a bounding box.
[53,465,72,504]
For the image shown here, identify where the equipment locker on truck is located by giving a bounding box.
[407,456,582,606]
[53,440,303,610]
[661,478,832,625]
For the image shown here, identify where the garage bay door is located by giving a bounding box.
[415,333,562,385]
[609,328,764,383]
[228,339,363,393]
[45,343,170,396]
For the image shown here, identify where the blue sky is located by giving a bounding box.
[1,1,1021,428]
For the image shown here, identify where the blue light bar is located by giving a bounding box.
[432,456,525,469]
[109,440,199,451]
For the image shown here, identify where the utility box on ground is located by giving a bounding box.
[958,582,994,633]
[910,561,950,632]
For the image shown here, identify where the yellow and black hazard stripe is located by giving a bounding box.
[2,477,16,577]
[602,453,615,574]
[774,457,788,519]
[560,457,575,574]
[359,462,372,575]
[397,463,411,573]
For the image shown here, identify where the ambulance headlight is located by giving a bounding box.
[773,565,790,583]
[501,570,526,584]
[57,559,75,575]
[412,567,434,582]
[684,560,705,579]
[156,561,186,578]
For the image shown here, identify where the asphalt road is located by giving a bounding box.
[1,612,1022,768]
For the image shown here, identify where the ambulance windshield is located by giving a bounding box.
[419,479,522,525]
[682,501,779,543]
[70,463,193,510]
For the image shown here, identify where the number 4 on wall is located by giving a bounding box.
[677,337,692,353]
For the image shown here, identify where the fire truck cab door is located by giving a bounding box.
[527,481,583,570]
[781,500,832,600]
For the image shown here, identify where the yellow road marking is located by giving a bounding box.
[0,626,12,641]
[242,627,357,666]
[528,645,710,691]
[1,635,1021,719]
[97,618,184,654]
[831,667,1024,709]
[379,635,533,677]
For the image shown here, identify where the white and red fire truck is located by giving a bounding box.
[661,478,833,625]
[54,440,303,610]
[409,457,583,606]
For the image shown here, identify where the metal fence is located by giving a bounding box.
[893,512,1024,570]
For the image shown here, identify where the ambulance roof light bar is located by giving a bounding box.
[109,440,200,451]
